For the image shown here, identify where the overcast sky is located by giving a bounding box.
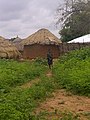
[0,0,63,38]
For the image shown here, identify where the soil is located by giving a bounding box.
[35,89,90,120]
[20,78,40,89]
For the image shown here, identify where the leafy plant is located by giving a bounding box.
[53,47,90,96]
[34,57,47,65]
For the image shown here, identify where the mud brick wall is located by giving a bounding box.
[23,44,60,59]
[23,43,90,59]
[59,43,90,56]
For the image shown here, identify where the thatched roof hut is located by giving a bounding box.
[22,28,62,59]
[0,36,21,59]
[21,28,62,46]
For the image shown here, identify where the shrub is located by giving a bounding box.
[53,47,90,96]
[34,57,47,65]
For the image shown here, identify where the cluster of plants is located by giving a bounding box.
[0,59,57,120]
[31,110,79,120]
[53,47,90,96]
[59,47,90,63]
[0,59,47,93]
[34,57,47,66]
[0,47,90,120]
[0,74,57,119]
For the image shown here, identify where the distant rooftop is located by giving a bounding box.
[68,34,90,43]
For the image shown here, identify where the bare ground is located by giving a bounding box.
[20,78,40,89]
[20,70,52,89]
[34,89,90,120]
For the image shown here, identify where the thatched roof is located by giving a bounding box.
[0,36,21,59]
[13,36,22,43]
[21,28,62,46]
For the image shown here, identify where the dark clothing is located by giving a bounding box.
[47,58,52,65]
[47,52,53,69]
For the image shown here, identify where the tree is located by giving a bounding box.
[57,0,90,42]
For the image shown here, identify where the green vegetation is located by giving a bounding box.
[53,47,90,96]
[34,57,47,66]
[0,47,90,120]
[0,59,56,120]
[0,59,46,93]
[57,0,90,42]
[33,110,79,120]
[0,76,57,120]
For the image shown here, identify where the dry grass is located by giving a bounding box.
[21,28,62,46]
[0,36,21,59]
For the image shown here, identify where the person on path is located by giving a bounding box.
[47,49,53,69]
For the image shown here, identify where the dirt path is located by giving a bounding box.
[35,89,90,120]
[34,70,90,120]
[20,78,40,89]
[46,70,52,78]
[20,70,52,89]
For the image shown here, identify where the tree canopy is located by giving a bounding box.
[57,0,90,42]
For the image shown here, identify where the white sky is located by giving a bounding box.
[0,0,63,39]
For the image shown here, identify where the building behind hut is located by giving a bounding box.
[68,34,90,43]
[21,28,62,59]
[12,36,23,54]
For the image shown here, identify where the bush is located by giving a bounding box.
[0,59,46,93]
[53,47,90,96]
[0,59,56,120]
[34,57,47,65]
[59,47,90,63]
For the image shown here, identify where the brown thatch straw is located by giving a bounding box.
[0,36,21,59]
[21,28,62,48]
